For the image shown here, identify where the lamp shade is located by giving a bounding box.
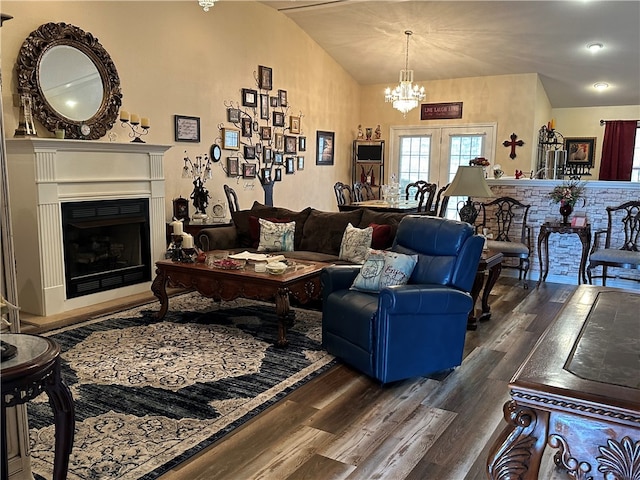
[444,166,494,198]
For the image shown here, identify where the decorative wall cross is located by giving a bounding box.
[503,133,524,159]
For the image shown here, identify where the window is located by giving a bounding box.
[398,136,431,189]
[632,127,640,182]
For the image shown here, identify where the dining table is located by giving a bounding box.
[338,199,421,213]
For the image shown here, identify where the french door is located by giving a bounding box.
[388,124,496,217]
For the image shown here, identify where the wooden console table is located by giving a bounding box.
[538,221,591,285]
[1,334,75,480]
[487,286,640,479]
[468,250,503,330]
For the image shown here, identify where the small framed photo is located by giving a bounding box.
[571,215,588,227]
[174,115,200,142]
[316,130,334,165]
[261,167,272,184]
[244,145,256,159]
[275,168,282,181]
[172,197,189,220]
[260,94,269,120]
[256,143,263,155]
[227,157,239,177]
[260,126,272,141]
[228,108,241,123]
[286,156,295,174]
[272,111,285,127]
[278,89,288,107]
[258,65,272,91]
[222,128,240,150]
[274,133,284,151]
[270,96,279,108]
[243,162,257,178]
[297,156,304,170]
[284,135,297,154]
[263,147,272,163]
[241,117,252,137]
[290,116,301,134]
[298,136,306,152]
[274,152,283,165]
[565,137,596,167]
[242,88,258,107]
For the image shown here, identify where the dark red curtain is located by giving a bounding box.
[598,120,638,180]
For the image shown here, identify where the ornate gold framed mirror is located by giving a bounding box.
[16,22,122,140]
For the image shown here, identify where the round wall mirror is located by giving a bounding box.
[16,22,122,140]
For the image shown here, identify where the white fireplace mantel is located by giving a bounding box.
[6,138,172,316]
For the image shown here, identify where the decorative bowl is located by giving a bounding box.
[266,262,287,275]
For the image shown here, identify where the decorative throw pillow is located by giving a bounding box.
[369,223,394,249]
[339,223,373,264]
[248,216,291,248]
[351,249,418,293]
[257,219,295,252]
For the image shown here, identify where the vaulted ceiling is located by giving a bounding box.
[262,1,640,108]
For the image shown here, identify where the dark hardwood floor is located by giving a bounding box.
[154,277,577,480]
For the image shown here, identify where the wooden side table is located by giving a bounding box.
[537,221,591,285]
[468,250,503,330]
[1,334,74,480]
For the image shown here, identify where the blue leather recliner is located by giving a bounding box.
[321,215,484,384]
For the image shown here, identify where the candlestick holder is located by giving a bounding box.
[121,118,149,143]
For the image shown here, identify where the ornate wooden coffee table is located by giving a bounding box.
[151,257,325,347]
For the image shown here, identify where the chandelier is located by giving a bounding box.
[198,0,216,12]
[384,30,425,116]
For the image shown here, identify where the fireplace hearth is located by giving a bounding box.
[62,199,151,298]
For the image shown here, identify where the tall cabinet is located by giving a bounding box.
[352,139,385,199]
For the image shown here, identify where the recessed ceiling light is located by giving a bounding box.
[593,82,609,90]
[587,42,604,52]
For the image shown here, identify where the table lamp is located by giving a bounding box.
[443,166,494,224]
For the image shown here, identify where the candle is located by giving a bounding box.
[182,233,194,248]
[141,117,150,128]
[130,114,140,124]
[120,110,129,122]
[550,118,556,130]
[171,219,183,235]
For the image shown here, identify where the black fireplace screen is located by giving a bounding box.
[62,199,151,299]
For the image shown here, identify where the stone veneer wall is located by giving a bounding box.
[481,179,640,288]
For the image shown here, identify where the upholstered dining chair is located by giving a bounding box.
[405,180,437,212]
[587,200,640,285]
[353,182,376,202]
[223,184,240,215]
[321,215,484,384]
[477,196,531,288]
[334,182,353,206]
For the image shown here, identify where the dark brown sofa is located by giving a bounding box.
[198,201,408,263]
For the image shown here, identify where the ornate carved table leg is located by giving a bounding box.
[468,270,485,330]
[274,288,291,348]
[487,400,549,480]
[480,263,502,322]
[151,268,169,320]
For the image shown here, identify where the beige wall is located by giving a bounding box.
[1,1,361,216]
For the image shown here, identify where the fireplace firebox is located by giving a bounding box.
[62,199,151,299]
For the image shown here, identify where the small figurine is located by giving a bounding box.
[365,128,373,140]
[357,125,364,140]
[515,169,524,179]
[374,125,381,140]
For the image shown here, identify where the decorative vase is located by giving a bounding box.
[559,202,573,224]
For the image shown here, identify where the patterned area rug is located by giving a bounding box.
[28,293,334,479]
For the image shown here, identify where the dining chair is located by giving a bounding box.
[353,182,375,202]
[224,184,240,215]
[334,182,353,206]
[405,180,437,213]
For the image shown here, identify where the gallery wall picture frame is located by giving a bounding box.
[274,133,284,151]
[264,147,272,163]
[298,136,306,152]
[275,168,282,181]
[258,65,273,91]
[244,145,256,159]
[174,115,200,142]
[227,157,239,177]
[243,162,257,178]
[256,143,263,155]
[286,156,295,174]
[261,167,272,184]
[297,156,304,170]
[222,128,240,150]
[316,130,335,165]
[272,111,285,127]
[227,108,241,123]
[260,126,272,141]
[241,117,252,137]
[564,137,596,166]
[260,94,269,120]
[242,88,258,107]
[284,135,297,154]
[172,197,189,220]
[290,116,301,134]
[278,89,288,107]
[274,152,283,165]
[270,96,279,108]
